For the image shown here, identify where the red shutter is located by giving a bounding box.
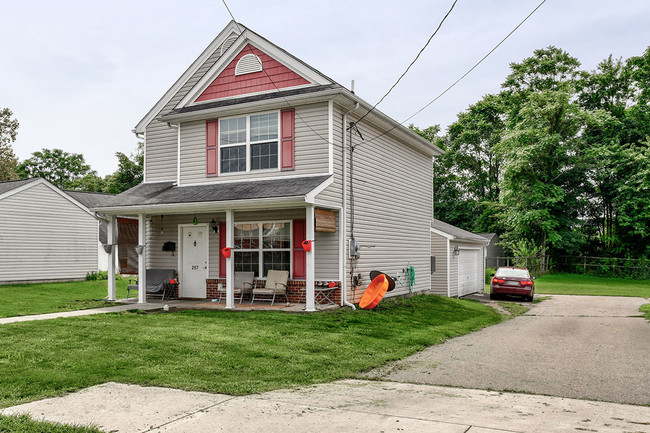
[219,222,226,278]
[292,219,306,279]
[206,120,218,176]
[281,109,295,171]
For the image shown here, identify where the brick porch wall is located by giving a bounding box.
[205,278,341,305]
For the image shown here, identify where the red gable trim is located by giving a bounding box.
[196,44,311,103]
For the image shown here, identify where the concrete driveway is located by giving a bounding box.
[366,295,650,405]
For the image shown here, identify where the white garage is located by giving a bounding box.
[430,219,489,298]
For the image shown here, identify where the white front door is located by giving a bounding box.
[458,248,479,297]
[181,225,208,298]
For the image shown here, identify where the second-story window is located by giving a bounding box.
[219,111,279,174]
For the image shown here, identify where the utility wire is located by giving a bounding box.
[359,0,547,147]
[220,0,335,149]
[355,0,458,125]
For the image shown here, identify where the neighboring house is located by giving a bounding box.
[66,191,139,274]
[0,178,107,283]
[430,219,489,298]
[477,233,504,269]
[92,21,443,310]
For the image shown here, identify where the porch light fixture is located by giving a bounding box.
[193,216,198,225]
[160,215,164,234]
[453,245,460,256]
[210,219,218,233]
[148,217,154,229]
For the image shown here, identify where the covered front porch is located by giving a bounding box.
[93,176,343,312]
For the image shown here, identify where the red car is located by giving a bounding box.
[490,267,535,302]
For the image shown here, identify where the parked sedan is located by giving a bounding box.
[490,267,535,302]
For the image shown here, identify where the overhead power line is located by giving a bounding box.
[356,0,459,125]
[360,0,548,147]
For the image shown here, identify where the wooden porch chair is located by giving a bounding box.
[251,270,289,306]
[217,271,255,304]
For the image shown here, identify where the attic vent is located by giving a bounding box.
[235,54,263,76]
[220,35,238,56]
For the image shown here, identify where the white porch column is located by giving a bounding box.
[225,210,235,309]
[305,204,316,312]
[107,215,117,301]
[137,213,147,304]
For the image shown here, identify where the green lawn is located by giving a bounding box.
[0,414,102,433]
[0,279,129,318]
[640,304,650,320]
[0,295,503,408]
[534,273,650,297]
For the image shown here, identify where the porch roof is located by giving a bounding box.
[91,175,332,214]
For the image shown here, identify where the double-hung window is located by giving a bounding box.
[233,221,291,278]
[219,112,279,174]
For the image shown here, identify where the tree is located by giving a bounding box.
[496,90,589,261]
[104,143,143,194]
[0,108,19,181]
[17,148,94,189]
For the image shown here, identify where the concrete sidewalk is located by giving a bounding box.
[3,380,649,432]
[0,303,164,325]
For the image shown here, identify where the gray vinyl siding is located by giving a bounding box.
[145,36,237,182]
[448,245,459,297]
[178,103,330,185]
[314,103,343,209]
[430,232,448,296]
[343,114,433,302]
[0,183,98,283]
[314,211,339,281]
[144,208,339,282]
[145,214,225,280]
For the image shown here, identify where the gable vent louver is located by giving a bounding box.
[235,54,263,76]
[220,35,238,56]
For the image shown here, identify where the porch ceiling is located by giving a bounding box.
[91,175,332,215]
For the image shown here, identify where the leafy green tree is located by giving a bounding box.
[67,172,107,192]
[17,148,94,189]
[0,108,19,181]
[496,90,589,261]
[104,143,143,194]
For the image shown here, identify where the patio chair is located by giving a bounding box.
[217,271,255,304]
[127,269,177,301]
[251,270,289,306]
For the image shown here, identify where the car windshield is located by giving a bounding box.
[495,268,530,278]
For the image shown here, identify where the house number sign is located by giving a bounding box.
[192,265,199,270]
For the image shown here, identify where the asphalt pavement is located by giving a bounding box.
[366,294,650,405]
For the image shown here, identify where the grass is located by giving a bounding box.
[0,414,102,433]
[534,273,650,297]
[0,279,129,318]
[641,304,650,321]
[0,294,503,408]
[496,301,529,318]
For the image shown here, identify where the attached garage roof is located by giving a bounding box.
[431,219,488,244]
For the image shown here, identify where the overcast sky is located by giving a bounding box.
[2,0,649,176]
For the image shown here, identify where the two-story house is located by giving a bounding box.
[93,21,442,311]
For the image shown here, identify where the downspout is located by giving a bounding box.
[341,102,359,309]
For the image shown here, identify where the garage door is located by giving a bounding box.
[458,249,479,296]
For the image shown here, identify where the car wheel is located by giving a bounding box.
[490,293,497,300]
[526,293,534,302]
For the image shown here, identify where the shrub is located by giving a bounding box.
[485,267,496,284]
[86,271,109,281]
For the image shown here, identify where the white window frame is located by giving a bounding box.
[233,220,293,278]
[218,110,281,175]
